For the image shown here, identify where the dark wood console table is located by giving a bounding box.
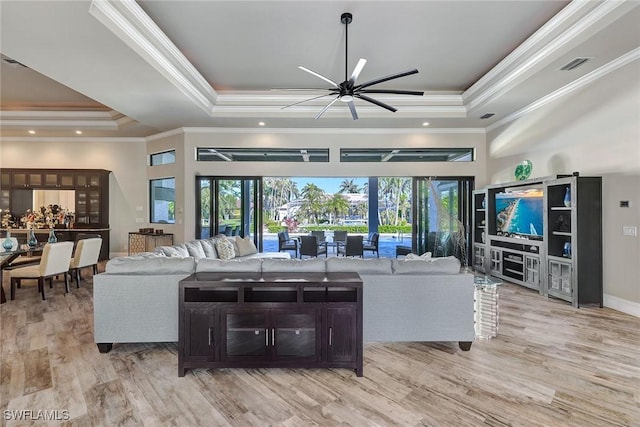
[178,272,363,377]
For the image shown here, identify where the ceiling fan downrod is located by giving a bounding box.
[341,12,352,84]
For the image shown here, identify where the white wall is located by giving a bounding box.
[0,139,148,256]
[487,61,640,314]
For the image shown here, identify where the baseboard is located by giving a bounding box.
[604,294,640,318]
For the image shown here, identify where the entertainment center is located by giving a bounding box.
[473,174,602,307]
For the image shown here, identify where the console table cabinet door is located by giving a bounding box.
[183,306,217,363]
[326,307,358,364]
[272,308,320,362]
[223,308,270,361]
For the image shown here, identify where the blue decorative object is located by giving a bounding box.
[28,230,38,248]
[563,242,572,258]
[563,186,571,207]
[3,232,13,251]
[48,229,57,243]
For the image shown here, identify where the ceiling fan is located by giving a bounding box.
[283,12,424,120]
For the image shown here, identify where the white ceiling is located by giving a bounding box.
[0,0,638,138]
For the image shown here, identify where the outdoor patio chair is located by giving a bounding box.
[333,230,347,244]
[363,232,379,257]
[299,235,327,258]
[337,235,363,257]
[311,230,326,242]
[277,231,298,256]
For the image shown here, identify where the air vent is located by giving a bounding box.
[560,57,591,71]
[480,113,495,119]
[1,57,27,67]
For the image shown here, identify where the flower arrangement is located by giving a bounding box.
[20,205,73,229]
[1,209,15,228]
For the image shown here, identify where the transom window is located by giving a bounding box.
[340,148,474,162]
[197,148,329,162]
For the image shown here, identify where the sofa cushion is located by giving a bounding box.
[326,257,392,275]
[185,241,206,260]
[405,252,432,260]
[215,237,236,260]
[235,236,258,257]
[261,258,326,273]
[199,239,218,259]
[196,258,262,273]
[243,252,291,260]
[392,256,461,275]
[105,256,196,274]
[155,244,189,257]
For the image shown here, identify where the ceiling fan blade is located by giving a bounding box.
[348,101,359,120]
[359,89,424,96]
[281,92,339,109]
[299,66,340,89]
[314,97,339,120]
[348,58,367,85]
[356,69,419,90]
[356,94,397,113]
[271,88,333,91]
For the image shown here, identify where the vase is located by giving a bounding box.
[48,229,58,243]
[3,232,13,251]
[563,242,572,258]
[28,230,38,248]
[563,186,571,207]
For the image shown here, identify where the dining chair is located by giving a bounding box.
[363,232,380,257]
[337,235,364,257]
[69,237,102,287]
[299,235,327,258]
[9,241,74,300]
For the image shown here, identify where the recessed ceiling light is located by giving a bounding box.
[28,130,36,134]
[258,121,265,126]
[75,130,83,135]
[422,122,430,126]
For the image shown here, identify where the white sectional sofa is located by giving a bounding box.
[93,236,475,353]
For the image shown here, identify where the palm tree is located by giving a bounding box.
[325,193,350,224]
[338,179,361,194]
[300,183,325,224]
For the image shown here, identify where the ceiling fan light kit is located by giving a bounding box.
[286,12,424,120]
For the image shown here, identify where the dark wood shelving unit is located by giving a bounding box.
[178,272,363,377]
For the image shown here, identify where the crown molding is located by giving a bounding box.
[0,109,136,130]
[464,0,635,113]
[486,47,640,133]
[0,136,146,143]
[216,92,464,107]
[89,0,217,116]
[179,127,485,135]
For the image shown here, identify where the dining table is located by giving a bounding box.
[0,244,44,304]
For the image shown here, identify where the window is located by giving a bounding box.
[150,178,175,223]
[150,150,176,166]
[197,148,329,162]
[340,148,474,162]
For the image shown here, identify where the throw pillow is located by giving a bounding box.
[215,237,236,260]
[235,236,258,257]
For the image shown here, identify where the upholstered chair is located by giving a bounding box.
[333,230,347,244]
[69,238,102,287]
[9,241,74,300]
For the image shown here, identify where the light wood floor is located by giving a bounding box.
[1,268,639,426]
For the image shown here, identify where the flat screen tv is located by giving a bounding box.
[495,188,544,238]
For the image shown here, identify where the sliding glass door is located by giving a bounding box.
[196,177,262,249]
[413,177,473,264]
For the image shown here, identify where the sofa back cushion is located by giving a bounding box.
[392,256,461,275]
[326,257,392,275]
[235,236,258,257]
[185,241,206,261]
[327,257,393,275]
[106,255,196,274]
[199,239,218,259]
[155,244,189,257]
[196,258,262,273]
[261,258,326,273]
